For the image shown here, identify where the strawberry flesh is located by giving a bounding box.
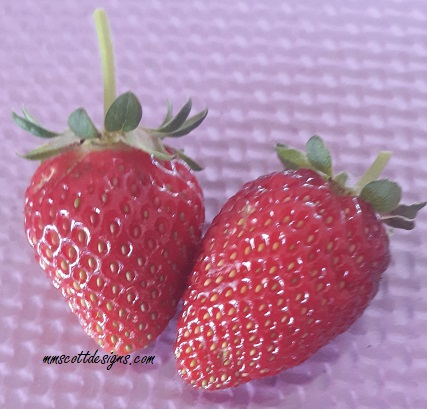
[25,145,204,354]
[175,169,390,389]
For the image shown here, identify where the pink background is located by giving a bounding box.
[1,0,426,408]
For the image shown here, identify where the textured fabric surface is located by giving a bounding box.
[1,0,427,408]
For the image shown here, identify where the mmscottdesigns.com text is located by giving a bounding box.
[43,349,155,370]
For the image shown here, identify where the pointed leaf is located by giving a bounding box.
[305,135,332,176]
[12,112,59,138]
[158,99,192,133]
[160,100,173,127]
[104,92,142,133]
[382,217,416,231]
[389,202,426,219]
[124,129,174,161]
[68,108,99,140]
[276,145,312,170]
[360,179,402,213]
[166,108,208,137]
[20,131,81,160]
[22,106,42,125]
[174,150,203,171]
[334,171,349,187]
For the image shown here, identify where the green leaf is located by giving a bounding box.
[22,106,42,125]
[334,171,349,187]
[124,129,174,161]
[305,135,332,176]
[160,100,173,127]
[276,145,311,170]
[174,149,203,171]
[20,131,81,160]
[382,217,416,230]
[104,92,142,133]
[12,112,59,138]
[166,108,208,137]
[68,108,99,140]
[360,179,402,213]
[389,202,426,219]
[158,99,192,133]
[382,202,426,230]
[355,151,392,193]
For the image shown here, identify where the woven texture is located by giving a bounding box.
[1,0,427,408]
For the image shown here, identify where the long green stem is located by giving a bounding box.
[94,9,116,118]
[355,151,392,193]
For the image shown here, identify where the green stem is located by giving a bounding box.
[355,151,392,193]
[94,8,116,118]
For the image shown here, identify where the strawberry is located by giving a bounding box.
[175,136,425,389]
[15,9,207,355]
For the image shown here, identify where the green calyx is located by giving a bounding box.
[276,135,425,230]
[13,9,207,171]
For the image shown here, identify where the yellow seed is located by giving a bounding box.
[205,263,212,271]
[88,257,96,269]
[230,252,237,260]
[228,307,236,316]
[96,324,102,333]
[147,333,152,340]
[60,260,68,272]
[112,285,119,294]
[215,311,222,320]
[121,245,128,255]
[110,335,118,344]
[106,301,113,311]
[79,270,87,281]
[246,322,254,330]
[126,271,133,282]
[272,242,280,251]
[326,216,333,225]
[90,293,97,302]
[125,344,132,352]
[257,243,265,252]
[229,270,237,279]
[73,281,81,291]
[215,275,224,284]
[204,278,212,287]
[269,266,277,275]
[225,289,233,298]
[255,284,263,293]
[203,312,210,320]
[249,349,256,357]
[74,197,81,209]
[210,293,219,302]
[217,259,225,267]
[184,330,190,338]
[237,218,245,226]
[307,235,314,244]
[210,343,217,351]
[220,374,228,382]
[110,263,118,274]
[194,326,201,334]
[287,262,295,271]
[240,285,248,294]
[190,359,197,368]
[326,242,333,251]
[295,293,303,301]
[258,303,267,311]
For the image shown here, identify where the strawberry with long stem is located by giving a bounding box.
[175,136,425,389]
[15,9,208,354]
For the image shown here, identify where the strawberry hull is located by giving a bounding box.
[25,145,204,354]
[175,169,390,390]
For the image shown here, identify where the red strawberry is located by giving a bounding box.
[16,9,207,354]
[175,136,425,389]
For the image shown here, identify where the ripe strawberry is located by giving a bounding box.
[16,9,207,355]
[175,136,425,389]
